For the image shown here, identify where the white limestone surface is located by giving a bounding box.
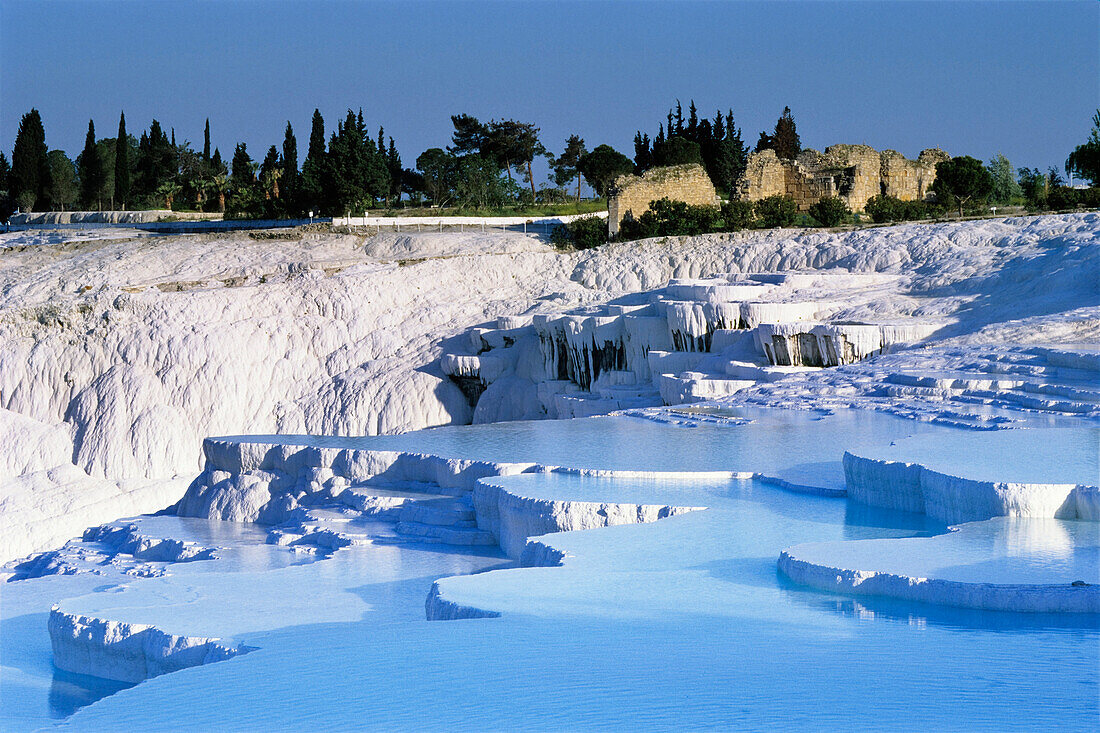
[779,517,1100,612]
[2,214,1098,577]
[843,425,1099,523]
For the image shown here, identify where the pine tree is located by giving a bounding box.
[687,101,698,141]
[449,114,487,157]
[79,119,106,209]
[115,111,131,209]
[203,119,211,161]
[10,109,52,211]
[674,101,684,136]
[553,134,588,200]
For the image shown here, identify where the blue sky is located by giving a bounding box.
[1,0,1096,179]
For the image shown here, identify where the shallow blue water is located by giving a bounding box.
[42,474,1100,732]
[236,408,1099,490]
[6,410,1099,730]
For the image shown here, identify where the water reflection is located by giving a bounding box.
[48,669,135,719]
[781,581,1100,634]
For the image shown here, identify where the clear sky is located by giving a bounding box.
[1,0,1097,179]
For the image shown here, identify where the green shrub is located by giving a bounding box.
[864,194,902,223]
[640,198,721,237]
[754,195,797,228]
[865,195,942,222]
[720,199,755,230]
[807,197,851,227]
[901,199,928,220]
[550,214,608,250]
[617,211,656,240]
[1047,186,1081,211]
[1078,187,1100,208]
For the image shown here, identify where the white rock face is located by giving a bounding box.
[49,608,249,683]
[0,408,74,478]
[473,477,703,559]
[2,214,1097,563]
[779,517,1100,613]
[843,451,1096,524]
[0,407,191,564]
[0,230,577,486]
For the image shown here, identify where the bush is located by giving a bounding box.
[550,214,608,250]
[639,198,721,237]
[864,194,902,223]
[719,199,755,230]
[863,195,938,223]
[754,195,797,228]
[807,197,851,227]
[617,211,655,240]
[1047,186,1081,211]
[0,192,15,223]
[1079,187,1100,209]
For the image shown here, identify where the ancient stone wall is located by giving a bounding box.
[735,145,949,213]
[607,164,720,236]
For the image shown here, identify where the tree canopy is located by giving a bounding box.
[634,102,747,196]
[78,119,106,209]
[1066,110,1100,186]
[11,109,52,211]
[578,144,634,198]
[931,156,994,216]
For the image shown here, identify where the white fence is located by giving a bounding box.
[331,211,607,235]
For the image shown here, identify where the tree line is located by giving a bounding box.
[2,105,1098,221]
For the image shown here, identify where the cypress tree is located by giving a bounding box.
[260,145,281,199]
[771,106,800,160]
[115,111,131,209]
[212,148,226,175]
[11,109,52,211]
[203,119,211,161]
[0,152,10,192]
[386,137,402,204]
[299,109,327,213]
[281,121,298,211]
[79,119,106,210]
[0,151,11,221]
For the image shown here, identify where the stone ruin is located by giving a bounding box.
[735,144,950,213]
[607,164,720,237]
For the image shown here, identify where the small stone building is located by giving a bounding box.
[735,145,949,213]
[607,164,720,237]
